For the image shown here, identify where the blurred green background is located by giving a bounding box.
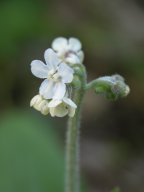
[0,0,144,191]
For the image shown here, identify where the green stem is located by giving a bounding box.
[85,78,114,90]
[65,65,87,192]
[85,79,98,90]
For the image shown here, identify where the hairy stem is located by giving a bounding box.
[85,78,112,90]
[65,65,87,192]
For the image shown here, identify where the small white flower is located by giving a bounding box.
[31,49,74,100]
[52,37,84,65]
[30,94,49,115]
[48,97,77,117]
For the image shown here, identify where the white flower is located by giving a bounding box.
[52,37,84,65]
[48,97,77,117]
[31,49,74,100]
[30,94,49,115]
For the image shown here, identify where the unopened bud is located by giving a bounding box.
[30,94,49,115]
[95,74,130,100]
[39,100,49,115]
[30,95,43,111]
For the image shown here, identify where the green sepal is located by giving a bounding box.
[71,75,82,89]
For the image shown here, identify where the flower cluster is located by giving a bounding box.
[30,37,83,117]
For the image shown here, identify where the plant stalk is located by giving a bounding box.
[65,65,87,192]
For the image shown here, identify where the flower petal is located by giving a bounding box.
[52,37,68,52]
[31,60,48,78]
[68,107,76,117]
[63,97,77,108]
[44,48,60,70]
[77,51,84,63]
[49,105,68,117]
[65,54,80,65]
[40,100,49,115]
[48,99,62,108]
[30,95,42,107]
[39,79,55,99]
[58,63,74,83]
[68,38,82,51]
[53,82,66,100]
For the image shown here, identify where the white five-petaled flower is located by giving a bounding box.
[31,49,74,100]
[48,97,77,117]
[52,37,84,65]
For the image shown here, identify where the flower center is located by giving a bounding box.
[65,50,76,58]
[48,69,61,82]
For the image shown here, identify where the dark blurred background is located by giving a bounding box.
[0,0,144,191]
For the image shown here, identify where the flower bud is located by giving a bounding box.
[95,74,130,100]
[39,100,49,115]
[49,103,68,117]
[30,94,49,115]
[48,97,77,117]
[30,95,43,111]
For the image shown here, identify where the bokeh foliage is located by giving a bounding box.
[0,110,64,192]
